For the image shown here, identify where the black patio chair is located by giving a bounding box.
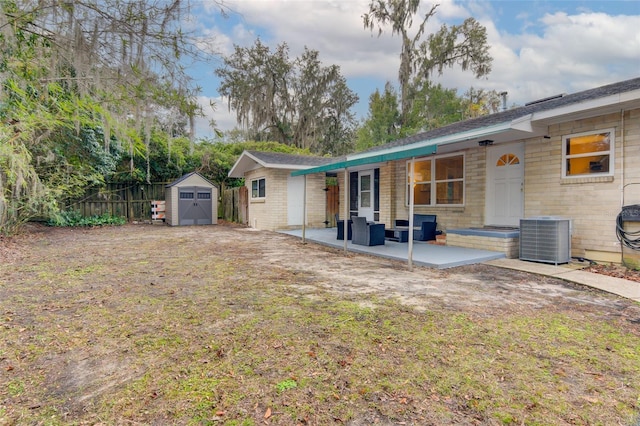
[336,213,353,240]
[352,216,385,246]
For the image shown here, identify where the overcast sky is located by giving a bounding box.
[187,0,640,138]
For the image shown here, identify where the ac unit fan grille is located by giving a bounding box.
[519,218,571,265]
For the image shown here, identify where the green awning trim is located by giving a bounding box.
[291,144,438,176]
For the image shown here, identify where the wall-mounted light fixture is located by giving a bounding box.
[478,139,494,147]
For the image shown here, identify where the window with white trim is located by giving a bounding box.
[407,154,465,206]
[562,129,614,177]
[251,177,266,199]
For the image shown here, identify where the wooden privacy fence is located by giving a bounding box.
[221,186,247,224]
[69,181,335,225]
[67,182,168,222]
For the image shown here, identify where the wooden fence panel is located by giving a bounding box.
[222,187,239,222]
[67,182,169,222]
[238,186,248,225]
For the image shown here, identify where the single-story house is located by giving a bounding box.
[230,78,640,264]
[228,150,335,231]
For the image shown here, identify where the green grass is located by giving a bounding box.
[1,226,639,425]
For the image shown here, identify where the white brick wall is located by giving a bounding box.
[244,168,327,231]
[383,108,640,260]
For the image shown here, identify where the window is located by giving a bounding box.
[180,191,194,199]
[562,129,614,177]
[197,192,211,200]
[407,154,464,206]
[251,177,266,199]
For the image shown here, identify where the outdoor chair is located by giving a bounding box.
[352,216,385,246]
[394,214,437,241]
[335,213,353,240]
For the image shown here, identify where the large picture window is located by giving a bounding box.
[562,129,614,177]
[407,154,464,206]
[251,177,266,199]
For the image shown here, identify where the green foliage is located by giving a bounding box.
[356,82,467,151]
[216,40,358,155]
[363,0,492,127]
[0,0,219,234]
[46,210,126,227]
[356,83,401,151]
[276,378,298,393]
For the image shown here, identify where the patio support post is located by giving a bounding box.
[343,168,349,252]
[302,175,307,243]
[408,157,416,271]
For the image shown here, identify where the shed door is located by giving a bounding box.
[178,186,212,225]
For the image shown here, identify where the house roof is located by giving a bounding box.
[228,150,339,178]
[166,171,216,188]
[292,77,640,176]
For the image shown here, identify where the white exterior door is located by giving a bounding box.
[486,143,524,226]
[287,175,305,226]
[358,170,374,221]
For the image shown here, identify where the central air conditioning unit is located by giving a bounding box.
[519,217,571,265]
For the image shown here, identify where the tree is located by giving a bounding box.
[215,40,358,155]
[363,0,492,127]
[355,83,401,151]
[460,87,503,119]
[0,0,224,232]
[356,81,467,151]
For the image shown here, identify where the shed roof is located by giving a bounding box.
[166,171,216,188]
[292,77,640,176]
[228,150,337,178]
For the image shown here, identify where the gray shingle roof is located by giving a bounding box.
[166,171,216,187]
[246,150,342,167]
[361,77,640,154]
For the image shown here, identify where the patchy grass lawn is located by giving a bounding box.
[1,224,639,425]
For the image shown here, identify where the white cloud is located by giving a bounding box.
[194,95,238,139]
[192,1,640,131]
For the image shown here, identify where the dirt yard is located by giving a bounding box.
[1,223,639,425]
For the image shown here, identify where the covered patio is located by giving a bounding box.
[281,227,505,269]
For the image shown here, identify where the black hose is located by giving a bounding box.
[616,208,640,251]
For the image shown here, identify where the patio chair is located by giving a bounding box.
[335,213,353,240]
[352,216,385,246]
[394,214,437,241]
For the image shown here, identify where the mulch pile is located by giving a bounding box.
[586,263,640,283]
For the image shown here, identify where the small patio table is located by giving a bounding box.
[385,227,409,243]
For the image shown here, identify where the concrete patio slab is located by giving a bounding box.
[280,227,505,269]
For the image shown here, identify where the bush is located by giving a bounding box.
[47,210,126,227]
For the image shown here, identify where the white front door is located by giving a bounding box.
[486,143,524,226]
[287,175,304,226]
[358,170,374,221]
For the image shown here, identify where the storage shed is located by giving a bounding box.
[165,172,218,226]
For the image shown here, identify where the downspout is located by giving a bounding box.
[302,175,307,244]
[344,168,349,253]
[620,109,625,207]
[408,157,416,271]
[619,109,625,263]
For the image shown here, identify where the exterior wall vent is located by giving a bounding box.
[519,217,571,265]
[525,93,566,106]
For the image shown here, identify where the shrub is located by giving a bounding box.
[47,210,126,227]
